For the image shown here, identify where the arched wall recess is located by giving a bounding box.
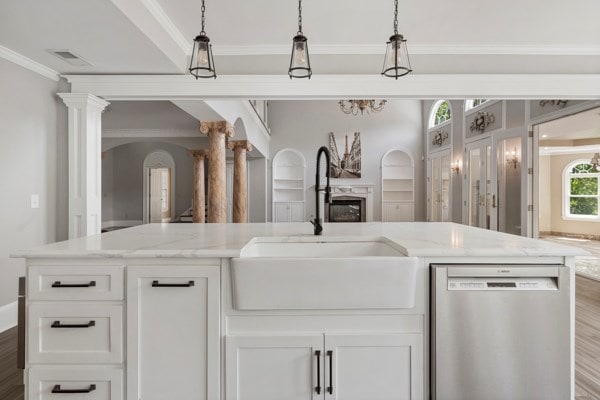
[272,148,306,223]
[381,149,415,222]
[143,150,176,224]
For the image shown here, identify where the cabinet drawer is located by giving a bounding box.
[28,304,123,364]
[28,265,124,301]
[28,368,123,400]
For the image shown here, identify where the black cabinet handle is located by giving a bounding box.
[52,384,96,394]
[51,320,96,328]
[315,350,321,394]
[52,280,96,288]
[327,350,333,395]
[152,280,195,287]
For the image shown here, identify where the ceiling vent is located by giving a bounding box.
[48,50,91,66]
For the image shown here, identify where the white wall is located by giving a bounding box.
[102,141,195,223]
[268,100,424,221]
[0,58,66,317]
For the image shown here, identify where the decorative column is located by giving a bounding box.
[199,121,235,223]
[58,93,109,238]
[227,140,253,223]
[188,150,209,223]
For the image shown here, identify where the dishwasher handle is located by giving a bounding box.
[446,266,561,278]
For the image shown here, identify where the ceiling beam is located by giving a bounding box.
[64,74,600,100]
[109,0,189,73]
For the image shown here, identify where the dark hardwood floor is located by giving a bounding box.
[0,327,23,400]
[1,276,599,399]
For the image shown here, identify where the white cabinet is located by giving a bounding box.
[381,150,414,222]
[226,335,323,400]
[127,265,220,400]
[226,334,422,400]
[272,149,306,222]
[274,201,305,223]
[28,368,123,400]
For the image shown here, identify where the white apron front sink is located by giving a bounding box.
[231,237,417,310]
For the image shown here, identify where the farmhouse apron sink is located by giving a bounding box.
[231,237,418,310]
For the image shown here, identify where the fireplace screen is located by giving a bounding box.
[329,200,362,223]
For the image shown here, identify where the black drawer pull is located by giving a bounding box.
[327,350,333,395]
[315,350,321,394]
[152,280,195,287]
[52,281,96,288]
[52,384,96,394]
[51,320,96,328]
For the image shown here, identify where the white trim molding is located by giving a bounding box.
[213,44,600,57]
[0,301,18,333]
[0,45,60,81]
[64,74,600,100]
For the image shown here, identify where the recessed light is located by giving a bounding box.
[541,134,548,138]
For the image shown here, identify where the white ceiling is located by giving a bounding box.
[0,0,598,75]
[538,107,600,140]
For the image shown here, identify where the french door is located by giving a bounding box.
[428,150,452,222]
[466,138,496,230]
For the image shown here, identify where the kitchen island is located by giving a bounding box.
[13,222,586,400]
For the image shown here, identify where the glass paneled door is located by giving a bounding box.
[466,139,496,230]
[428,150,452,222]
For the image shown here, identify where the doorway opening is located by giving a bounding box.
[148,168,171,223]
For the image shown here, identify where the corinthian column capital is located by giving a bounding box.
[199,121,235,137]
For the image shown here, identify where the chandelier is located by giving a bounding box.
[339,100,387,116]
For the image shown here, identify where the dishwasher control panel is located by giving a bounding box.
[448,277,558,291]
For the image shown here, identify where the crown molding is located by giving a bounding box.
[0,45,60,81]
[212,44,600,56]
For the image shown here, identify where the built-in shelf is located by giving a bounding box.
[381,150,415,221]
[272,149,306,222]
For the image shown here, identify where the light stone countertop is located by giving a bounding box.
[11,222,588,259]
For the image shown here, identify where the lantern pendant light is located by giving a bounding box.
[189,0,216,79]
[382,0,412,79]
[288,0,312,79]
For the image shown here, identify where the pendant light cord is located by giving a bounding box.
[297,0,303,35]
[393,0,398,35]
[200,0,206,35]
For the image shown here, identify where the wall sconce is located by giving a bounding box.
[451,159,461,175]
[506,147,519,169]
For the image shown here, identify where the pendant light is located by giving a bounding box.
[382,0,412,79]
[288,0,312,79]
[189,0,216,79]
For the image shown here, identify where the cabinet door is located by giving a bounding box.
[127,265,220,400]
[383,203,413,222]
[290,202,305,222]
[274,202,290,222]
[226,335,323,400]
[324,334,423,400]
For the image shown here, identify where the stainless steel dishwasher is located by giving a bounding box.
[431,264,571,400]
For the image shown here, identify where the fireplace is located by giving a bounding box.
[319,184,373,222]
[327,197,366,222]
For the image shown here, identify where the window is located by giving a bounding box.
[465,99,488,111]
[428,100,452,128]
[564,161,599,219]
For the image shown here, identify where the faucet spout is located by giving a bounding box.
[312,146,331,236]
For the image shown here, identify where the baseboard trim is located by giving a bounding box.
[101,220,143,229]
[540,231,600,241]
[0,301,18,333]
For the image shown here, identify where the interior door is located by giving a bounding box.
[429,150,452,222]
[149,168,170,223]
[494,129,527,236]
[440,152,451,222]
[466,139,495,229]
[430,156,441,222]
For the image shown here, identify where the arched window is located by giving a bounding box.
[428,100,451,128]
[465,99,488,111]
[563,160,599,219]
